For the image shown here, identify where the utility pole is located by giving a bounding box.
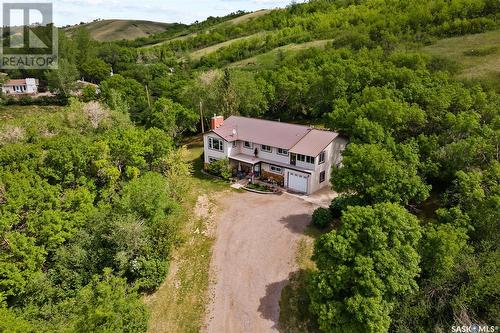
[199,100,205,133]
[145,85,151,108]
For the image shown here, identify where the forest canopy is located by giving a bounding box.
[0,0,499,331]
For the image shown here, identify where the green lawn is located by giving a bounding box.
[182,135,230,191]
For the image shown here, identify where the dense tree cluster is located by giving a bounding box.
[297,42,499,333]
[0,100,190,331]
[310,203,422,333]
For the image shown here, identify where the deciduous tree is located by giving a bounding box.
[309,203,422,333]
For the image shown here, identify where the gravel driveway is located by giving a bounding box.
[204,191,317,333]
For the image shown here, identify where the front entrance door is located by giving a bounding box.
[254,163,261,177]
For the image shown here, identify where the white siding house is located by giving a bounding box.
[2,78,39,95]
[203,115,347,195]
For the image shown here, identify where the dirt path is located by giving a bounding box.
[204,191,316,333]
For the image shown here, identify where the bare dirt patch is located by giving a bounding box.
[204,191,317,332]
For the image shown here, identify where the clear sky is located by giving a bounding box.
[1,0,294,27]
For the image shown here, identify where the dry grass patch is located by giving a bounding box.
[145,189,219,333]
[65,19,172,41]
[226,9,272,25]
[145,136,228,333]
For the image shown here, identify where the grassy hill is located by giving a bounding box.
[228,39,333,69]
[421,29,500,87]
[65,19,180,41]
[189,33,265,60]
[223,28,500,86]
[224,9,272,25]
[139,10,272,49]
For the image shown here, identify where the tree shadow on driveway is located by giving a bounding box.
[279,213,312,234]
[259,270,320,333]
[257,278,289,332]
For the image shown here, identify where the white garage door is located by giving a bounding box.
[288,172,308,193]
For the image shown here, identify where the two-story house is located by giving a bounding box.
[203,115,348,195]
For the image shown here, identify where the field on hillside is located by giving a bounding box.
[141,10,273,50]
[229,39,333,69]
[65,19,175,41]
[189,33,265,60]
[225,9,272,25]
[422,29,500,85]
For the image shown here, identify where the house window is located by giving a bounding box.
[244,141,253,149]
[208,137,224,152]
[269,165,283,174]
[297,154,315,164]
[261,145,272,153]
[232,141,237,148]
[277,148,289,156]
[319,171,326,183]
[319,151,325,164]
[208,157,219,163]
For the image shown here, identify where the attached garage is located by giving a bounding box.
[287,171,309,194]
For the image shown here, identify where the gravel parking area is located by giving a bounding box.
[204,191,317,333]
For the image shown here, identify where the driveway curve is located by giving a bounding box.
[204,191,316,333]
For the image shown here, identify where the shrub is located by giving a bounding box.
[312,207,332,229]
[207,159,233,180]
[332,31,372,50]
[82,85,99,102]
[329,195,363,219]
[463,46,498,57]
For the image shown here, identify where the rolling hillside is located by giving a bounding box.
[189,33,265,60]
[65,19,181,41]
[228,39,333,69]
[224,9,272,25]
[139,10,272,49]
[421,29,500,86]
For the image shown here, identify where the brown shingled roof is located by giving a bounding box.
[290,129,338,157]
[4,79,28,86]
[212,116,312,150]
[211,116,339,155]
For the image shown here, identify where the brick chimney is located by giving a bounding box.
[210,115,224,130]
